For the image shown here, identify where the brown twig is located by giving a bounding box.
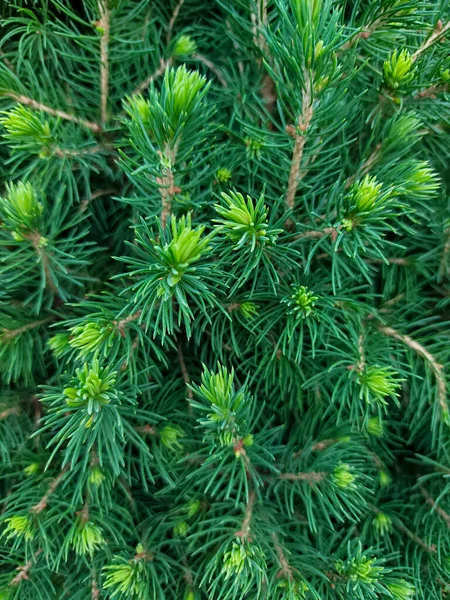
[166,0,185,44]
[31,467,69,514]
[98,0,111,126]
[193,53,228,88]
[279,471,327,484]
[346,143,382,188]
[421,487,450,529]
[378,325,447,417]
[5,93,102,133]
[0,317,52,342]
[235,490,256,539]
[412,20,450,62]
[177,344,193,400]
[285,72,314,211]
[0,406,20,420]
[10,549,43,586]
[131,57,172,96]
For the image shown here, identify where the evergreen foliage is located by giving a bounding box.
[1,0,450,598]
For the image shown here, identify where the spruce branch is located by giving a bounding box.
[166,0,185,44]
[378,325,447,417]
[235,490,256,539]
[131,57,173,96]
[412,20,450,62]
[285,71,314,211]
[9,549,43,586]
[98,0,111,126]
[420,487,450,529]
[31,467,69,514]
[4,93,102,133]
[0,317,51,341]
[279,471,328,484]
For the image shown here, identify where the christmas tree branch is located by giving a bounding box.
[412,20,450,62]
[10,549,43,586]
[31,467,69,514]
[166,0,185,44]
[235,490,256,539]
[285,72,314,211]
[4,93,102,133]
[378,325,447,415]
[132,59,172,97]
[1,317,52,341]
[279,471,327,484]
[421,487,450,529]
[178,344,193,400]
[98,0,111,126]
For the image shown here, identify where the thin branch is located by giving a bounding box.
[157,142,180,228]
[285,72,314,211]
[166,0,185,44]
[421,487,450,529]
[98,0,111,126]
[0,406,20,420]
[193,53,228,87]
[346,143,382,188]
[412,20,450,62]
[339,18,383,52]
[5,93,102,133]
[131,57,172,97]
[378,325,447,416]
[31,467,68,514]
[279,471,328,484]
[10,549,43,586]
[272,533,294,581]
[235,490,256,539]
[0,317,52,342]
[178,344,193,400]
[294,227,339,242]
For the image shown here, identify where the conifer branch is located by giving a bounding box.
[1,318,51,341]
[4,93,102,132]
[235,490,256,539]
[98,0,111,126]
[378,325,447,415]
[131,57,172,96]
[166,0,185,44]
[412,20,450,62]
[0,406,20,420]
[193,53,228,87]
[178,343,193,400]
[421,487,450,529]
[346,143,382,188]
[285,72,314,211]
[279,472,328,484]
[31,467,68,514]
[10,549,43,586]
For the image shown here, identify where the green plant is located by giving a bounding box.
[1,1,450,599]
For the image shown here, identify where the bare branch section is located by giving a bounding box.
[421,487,450,529]
[98,0,111,126]
[166,0,185,44]
[0,318,51,342]
[378,325,447,417]
[412,20,450,62]
[285,73,314,211]
[193,53,228,88]
[132,57,172,97]
[235,490,256,539]
[31,467,68,514]
[178,344,193,400]
[10,549,43,586]
[157,143,180,228]
[279,471,327,484]
[5,93,102,133]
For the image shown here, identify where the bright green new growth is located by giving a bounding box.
[1,1,450,599]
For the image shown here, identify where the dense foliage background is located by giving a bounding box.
[1,0,450,598]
